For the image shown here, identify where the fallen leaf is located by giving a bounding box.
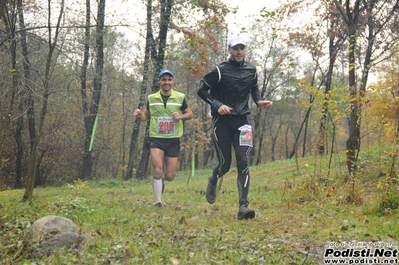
[169,257,179,265]
[121,249,131,264]
[178,216,187,225]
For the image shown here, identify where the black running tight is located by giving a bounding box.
[210,114,253,206]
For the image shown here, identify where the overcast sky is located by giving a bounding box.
[107,0,283,38]
[225,0,282,36]
[105,0,284,59]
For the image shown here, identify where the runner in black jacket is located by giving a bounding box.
[197,36,273,220]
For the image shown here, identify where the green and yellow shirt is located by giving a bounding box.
[148,89,186,138]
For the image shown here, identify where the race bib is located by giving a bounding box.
[238,125,253,147]
[157,117,175,135]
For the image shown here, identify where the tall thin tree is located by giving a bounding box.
[0,0,18,190]
[23,0,64,201]
[16,0,35,188]
[79,0,91,179]
[317,1,345,155]
[80,0,106,179]
[124,0,155,180]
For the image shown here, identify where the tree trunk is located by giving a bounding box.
[125,0,154,180]
[79,0,91,179]
[389,91,399,178]
[254,129,264,165]
[318,2,342,155]
[136,129,151,179]
[345,0,375,175]
[302,113,310,158]
[318,46,335,155]
[254,106,274,164]
[345,33,359,175]
[253,68,269,165]
[23,0,64,201]
[16,0,34,188]
[271,122,283,162]
[7,3,21,188]
[14,105,23,188]
[284,125,290,159]
[203,143,213,168]
[289,107,311,159]
[80,0,106,179]
[200,101,212,168]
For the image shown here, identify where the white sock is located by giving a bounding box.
[153,177,162,203]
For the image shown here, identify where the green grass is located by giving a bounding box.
[1,153,399,264]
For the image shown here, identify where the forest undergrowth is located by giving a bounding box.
[1,149,399,264]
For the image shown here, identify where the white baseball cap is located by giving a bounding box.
[228,36,248,47]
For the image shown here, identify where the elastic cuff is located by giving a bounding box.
[211,100,223,112]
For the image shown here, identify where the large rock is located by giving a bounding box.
[26,215,86,257]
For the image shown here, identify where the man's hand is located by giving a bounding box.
[134,106,148,121]
[257,100,273,110]
[171,112,181,120]
[134,106,144,117]
[218,105,233,115]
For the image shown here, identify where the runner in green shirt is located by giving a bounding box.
[134,69,193,208]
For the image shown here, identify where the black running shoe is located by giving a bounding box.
[206,177,217,204]
[237,204,255,220]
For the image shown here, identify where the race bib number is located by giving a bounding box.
[157,117,175,135]
[238,125,253,147]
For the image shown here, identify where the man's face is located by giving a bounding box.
[228,44,247,63]
[158,74,175,92]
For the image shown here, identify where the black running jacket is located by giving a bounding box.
[197,58,261,116]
